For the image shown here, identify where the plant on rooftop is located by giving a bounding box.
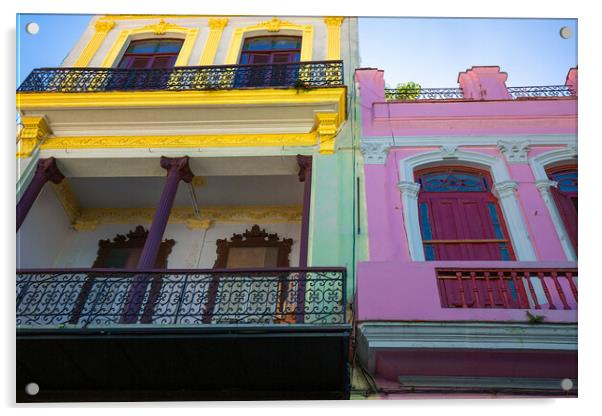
[386,81,422,101]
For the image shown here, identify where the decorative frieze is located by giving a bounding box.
[142,19,184,35]
[71,206,303,231]
[497,140,531,164]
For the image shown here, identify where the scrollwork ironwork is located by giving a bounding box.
[16,268,346,327]
[17,61,344,93]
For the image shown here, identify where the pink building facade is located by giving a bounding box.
[354,66,578,397]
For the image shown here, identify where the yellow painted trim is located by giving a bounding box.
[73,205,303,231]
[315,112,339,155]
[74,20,116,67]
[99,15,209,21]
[199,18,228,65]
[17,87,347,110]
[225,18,314,64]
[324,17,344,60]
[16,116,51,158]
[101,19,198,68]
[41,132,318,150]
[50,180,81,222]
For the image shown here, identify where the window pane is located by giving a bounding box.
[156,40,184,53]
[272,38,301,49]
[550,170,578,193]
[243,38,273,51]
[419,171,488,192]
[126,40,160,53]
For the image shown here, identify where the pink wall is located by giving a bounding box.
[356,260,577,323]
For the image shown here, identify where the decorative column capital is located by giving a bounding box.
[497,140,531,164]
[160,156,194,183]
[208,17,228,30]
[324,17,344,27]
[535,179,558,195]
[296,155,313,182]
[315,113,338,155]
[360,142,391,164]
[94,20,115,33]
[493,180,519,199]
[17,116,52,158]
[397,181,421,198]
[35,157,65,184]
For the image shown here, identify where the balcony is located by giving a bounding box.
[16,267,346,327]
[16,61,347,142]
[436,267,578,310]
[16,267,351,401]
[17,60,344,93]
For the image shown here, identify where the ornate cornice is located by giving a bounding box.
[71,205,303,231]
[17,116,51,158]
[397,181,421,198]
[498,140,531,164]
[360,142,391,164]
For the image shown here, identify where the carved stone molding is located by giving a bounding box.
[361,142,391,164]
[493,180,519,199]
[260,17,294,32]
[94,20,115,33]
[397,181,421,198]
[17,116,51,158]
[214,225,293,268]
[535,179,559,196]
[324,17,344,27]
[497,140,531,164]
[315,113,339,155]
[208,17,228,30]
[142,19,184,35]
[440,144,459,159]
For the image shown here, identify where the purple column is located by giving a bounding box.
[120,156,194,323]
[296,155,312,323]
[17,157,65,231]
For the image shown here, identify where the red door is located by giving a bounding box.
[548,167,577,254]
[416,168,522,308]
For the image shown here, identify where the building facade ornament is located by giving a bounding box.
[535,179,558,196]
[315,113,339,155]
[50,180,81,223]
[497,140,531,164]
[440,144,459,159]
[185,218,212,230]
[208,17,228,30]
[397,181,421,198]
[142,19,184,35]
[17,116,51,158]
[200,18,229,65]
[324,17,344,60]
[360,141,391,164]
[492,180,519,199]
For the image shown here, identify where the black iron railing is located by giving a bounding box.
[384,85,576,101]
[507,85,575,99]
[16,268,346,327]
[17,61,344,93]
[385,87,464,101]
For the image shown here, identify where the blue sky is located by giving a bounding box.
[17,15,577,87]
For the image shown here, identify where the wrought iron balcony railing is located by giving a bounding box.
[16,267,346,328]
[16,60,344,93]
[436,268,578,310]
[384,85,576,101]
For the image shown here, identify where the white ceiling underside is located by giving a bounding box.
[69,174,304,208]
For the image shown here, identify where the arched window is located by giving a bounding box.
[548,166,577,253]
[117,38,184,69]
[416,167,515,261]
[239,36,302,65]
